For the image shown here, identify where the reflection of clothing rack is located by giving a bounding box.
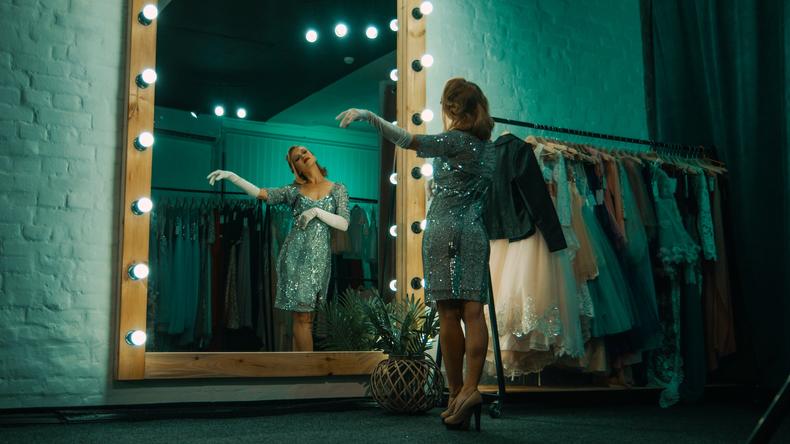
[492,116,715,156]
[152,186,379,203]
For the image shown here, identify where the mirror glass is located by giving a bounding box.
[146,0,397,352]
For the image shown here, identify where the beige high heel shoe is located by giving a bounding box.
[444,390,483,431]
[440,396,458,420]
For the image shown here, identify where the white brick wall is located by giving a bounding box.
[0,0,647,408]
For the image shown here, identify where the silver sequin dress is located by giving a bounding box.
[415,130,495,304]
[264,182,350,312]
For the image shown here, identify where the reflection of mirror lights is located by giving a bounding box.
[365,26,378,39]
[420,219,427,231]
[305,29,318,43]
[138,4,158,25]
[131,197,153,215]
[420,1,434,15]
[134,131,154,150]
[390,69,398,82]
[236,108,247,119]
[389,225,398,237]
[420,108,434,122]
[422,278,426,288]
[420,54,434,68]
[389,19,398,32]
[128,263,149,280]
[214,106,225,117]
[125,330,147,346]
[190,112,198,118]
[420,163,434,178]
[334,23,348,38]
[389,279,397,292]
[389,173,398,185]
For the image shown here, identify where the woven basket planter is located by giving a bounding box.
[370,354,444,414]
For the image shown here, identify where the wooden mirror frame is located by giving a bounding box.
[116,0,427,380]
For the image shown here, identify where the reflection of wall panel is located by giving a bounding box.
[221,122,381,201]
[151,133,215,191]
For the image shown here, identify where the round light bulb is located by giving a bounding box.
[420,108,434,122]
[389,173,398,185]
[141,68,157,84]
[365,26,378,39]
[134,131,154,150]
[305,29,318,43]
[125,330,147,346]
[335,23,348,38]
[389,225,397,237]
[389,279,397,292]
[389,19,398,32]
[131,197,153,215]
[421,279,426,288]
[420,1,434,15]
[421,163,434,178]
[214,106,225,117]
[392,120,397,125]
[142,4,158,21]
[128,263,149,280]
[420,54,434,68]
[389,69,398,82]
[236,108,247,119]
[420,219,427,231]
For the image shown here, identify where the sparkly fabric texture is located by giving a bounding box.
[414,130,495,303]
[264,183,350,312]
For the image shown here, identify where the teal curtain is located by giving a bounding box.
[643,0,789,388]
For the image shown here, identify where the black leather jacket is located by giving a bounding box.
[484,134,567,252]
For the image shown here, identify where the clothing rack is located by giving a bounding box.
[151,186,378,203]
[492,117,715,157]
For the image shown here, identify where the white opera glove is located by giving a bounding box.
[206,170,260,198]
[297,207,349,231]
[336,108,413,147]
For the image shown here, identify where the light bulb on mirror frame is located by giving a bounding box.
[389,279,397,292]
[389,19,398,32]
[411,1,434,19]
[411,221,423,234]
[127,263,149,281]
[138,4,158,25]
[389,225,398,237]
[390,69,398,82]
[420,54,434,68]
[125,330,147,346]
[420,108,434,122]
[389,173,398,185]
[134,131,154,150]
[420,163,434,178]
[131,197,153,215]
[420,219,427,231]
[135,68,157,88]
[410,277,423,290]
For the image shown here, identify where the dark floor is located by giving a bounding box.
[2,398,789,444]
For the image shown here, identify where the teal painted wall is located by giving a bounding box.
[425,0,648,150]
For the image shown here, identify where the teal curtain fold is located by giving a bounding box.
[643,0,789,388]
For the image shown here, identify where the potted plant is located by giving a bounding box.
[363,292,443,414]
[314,288,377,351]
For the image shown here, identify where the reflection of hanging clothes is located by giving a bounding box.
[348,205,367,259]
[364,207,378,263]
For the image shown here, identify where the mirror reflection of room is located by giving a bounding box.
[146,0,396,352]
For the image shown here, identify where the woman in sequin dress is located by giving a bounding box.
[206,145,350,352]
[337,78,495,431]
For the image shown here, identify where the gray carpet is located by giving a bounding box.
[2,401,789,444]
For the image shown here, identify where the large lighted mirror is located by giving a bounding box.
[145,0,397,353]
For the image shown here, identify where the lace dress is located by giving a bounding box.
[647,165,700,407]
[264,182,350,312]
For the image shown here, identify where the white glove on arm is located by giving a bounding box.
[206,170,260,198]
[297,207,349,231]
[336,108,413,147]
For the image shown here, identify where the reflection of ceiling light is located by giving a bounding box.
[365,26,378,39]
[305,29,318,43]
[389,279,397,292]
[420,54,434,67]
[390,69,398,81]
[420,108,434,122]
[344,57,354,64]
[190,112,198,118]
[335,23,348,38]
[214,106,225,117]
[420,1,434,15]
[236,108,247,119]
[389,19,398,32]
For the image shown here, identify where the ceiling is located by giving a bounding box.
[154,0,397,122]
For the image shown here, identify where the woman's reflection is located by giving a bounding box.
[206,145,350,351]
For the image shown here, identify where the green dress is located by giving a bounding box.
[414,130,495,304]
[264,182,350,312]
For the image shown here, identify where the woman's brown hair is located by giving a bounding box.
[441,78,494,141]
[287,145,328,185]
